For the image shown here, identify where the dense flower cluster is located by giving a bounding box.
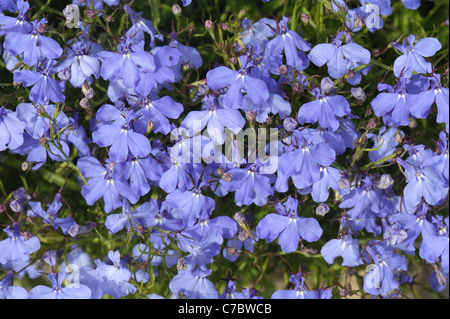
[0,0,448,299]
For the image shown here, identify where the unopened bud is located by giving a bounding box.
[82,81,94,99]
[245,110,256,123]
[21,161,31,171]
[39,135,48,148]
[408,118,417,129]
[146,121,154,134]
[278,64,288,76]
[220,22,229,30]
[354,16,365,28]
[216,167,224,176]
[394,130,403,144]
[58,68,71,81]
[104,15,114,23]
[22,231,32,240]
[230,56,238,64]
[222,172,233,182]
[351,87,366,102]
[205,20,214,30]
[238,9,246,19]
[172,4,182,16]
[300,13,311,24]
[376,174,394,190]
[37,23,47,34]
[283,117,298,132]
[227,247,237,256]
[315,203,330,216]
[80,97,93,116]
[85,8,96,18]
[177,257,187,271]
[320,77,334,94]
[366,119,377,130]
[339,176,351,189]
[238,229,249,242]
[346,70,355,79]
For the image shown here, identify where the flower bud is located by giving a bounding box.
[339,176,350,189]
[376,174,394,190]
[80,97,93,116]
[394,130,403,144]
[354,16,365,28]
[346,70,355,79]
[82,81,94,99]
[283,117,298,132]
[408,118,417,129]
[177,257,187,271]
[320,77,334,94]
[223,172,233,182]
[85,8,96,18]
[315,203,330,216]
[245,110,256,123]
[172,4,182,16]
[58,68,71,81]
[366,119,377,130]
[227,247,237,256]
[278,64,288,76]
[146,120,154,134]
[220,22,229,30]
[300,13,311,24]
[205,20,214,30]
[351,87,366,102]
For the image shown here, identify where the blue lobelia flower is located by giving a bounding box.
[277,129,336,190]
[72,0,119,11]
[420,216,449,272]
[168,32,202,81]
[309,31,370,79]
[92,104,151,163]
[165,172,216,226]
[297,86,352,132]
[27,193,77,235]
[402,0,421,10]
[321,230,363,267]
[0,271,29,299]
[362,240,407,296]
[135,45,181,96]
[220,159,275,207]
[339,175,384,235]
[397,157,447,207]
[264,16,311,71]
[367,126,404,164]
[392,34,441,78]
[311,164,345,203]
[114,154,163,197]
[347,0,392,33]
[77,156,138,213]
[181,94,245,145]
[0,0,32,35]
[97,36,155,89]
[0,106,25,151]
[3,18,62,67]
[29,271,92,299]
[124,3,163,48]
[133,94,184,135]
[257,197,323,253]
[206,54,270,109]
[61,112,92,157]
[272,272,319,299]
[55,41,100,88]
[95,250,132,285]
[371,77,420,127]
[240,17,277,51]
[411,74,449,126]
[169,267,218,299]
[13,59,65,105]
[0,222,40,264]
